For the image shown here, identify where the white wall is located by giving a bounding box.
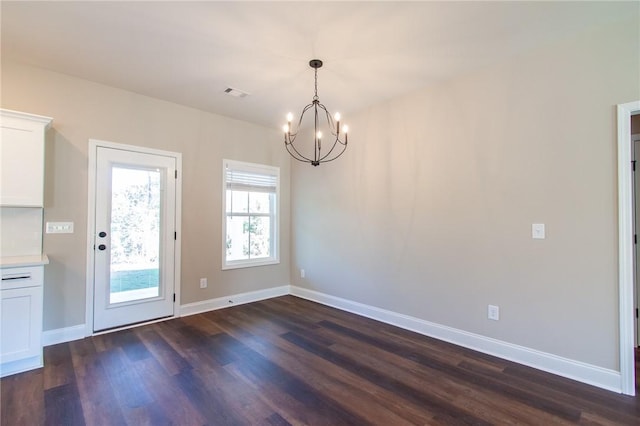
[1,62,290,331]
[291,20,639,371]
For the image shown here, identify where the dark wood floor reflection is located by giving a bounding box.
[2,296,639,425]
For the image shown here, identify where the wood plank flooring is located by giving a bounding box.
[1,295,639,425]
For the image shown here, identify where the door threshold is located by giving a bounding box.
[92,314,175,336]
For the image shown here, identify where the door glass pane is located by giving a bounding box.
[110,166,161,304]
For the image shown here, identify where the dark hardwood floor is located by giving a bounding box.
[1,295,639,425]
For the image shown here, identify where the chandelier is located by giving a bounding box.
[283,59,348,166]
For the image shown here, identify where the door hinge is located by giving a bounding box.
[635,234,637,245]
[636,308,638,318]
[174,231,177,240]
[633,161,636,172]
[173,293,176,303]
[175,170,178,179]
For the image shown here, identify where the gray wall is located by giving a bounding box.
[291,20,639,371]
[1,62,290,331]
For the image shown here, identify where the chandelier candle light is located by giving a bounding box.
[283,59,348,166]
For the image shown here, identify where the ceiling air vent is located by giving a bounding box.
[224,87,249,98]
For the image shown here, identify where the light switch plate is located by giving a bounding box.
[46,222,74,234]
[532,223,545,239]
[488,305,500,321]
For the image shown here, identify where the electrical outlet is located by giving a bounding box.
[199,278,207,289]
[488,305,500,321]
[46,222,74,234]
[300,269,305,278]
[532,223,545,239]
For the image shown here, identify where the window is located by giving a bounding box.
[222,159,279,269]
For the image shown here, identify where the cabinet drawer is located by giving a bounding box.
[0,266,43,290]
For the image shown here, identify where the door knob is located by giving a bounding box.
[98,231,107,238]
[98,244,106,251]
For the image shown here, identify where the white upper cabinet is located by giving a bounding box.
[0,110,52,207]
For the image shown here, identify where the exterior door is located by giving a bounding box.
[93,146,176,331]
[635,137,640,345]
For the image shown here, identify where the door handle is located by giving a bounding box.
[98,244,107,251]
[99,231,107,238]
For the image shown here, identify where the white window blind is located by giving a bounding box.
[225,168,277,193]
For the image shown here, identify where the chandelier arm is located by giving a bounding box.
[317,103,338,137]
[286,133,297,144]
[318,141,339,161]
[289,103,316,138]
[314,102,320,163]
[315,104,345,161]
[297,102,314,129]
[319,149,348,163]
[286,102,317,159]
[286,140,313,163]
[286,138,314,162]
[318,137,346,162]
[320,139,347,163]
[287,149,312,163]
[286,102,316,145]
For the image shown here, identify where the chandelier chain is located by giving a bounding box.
[313,68,319,101]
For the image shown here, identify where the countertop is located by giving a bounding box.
[0,254,49,268]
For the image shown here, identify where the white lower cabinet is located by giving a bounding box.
[0,264,44,377]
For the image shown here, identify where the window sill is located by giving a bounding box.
[222,258,280,270]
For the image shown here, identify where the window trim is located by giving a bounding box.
[221,159,280,270]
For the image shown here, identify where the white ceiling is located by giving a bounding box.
[1,1,634,129]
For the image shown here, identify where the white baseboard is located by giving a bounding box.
[179,285,290,317]
[38,284,623,394]
[0,354,43,378]
[290,285,622,394]
[40,285,291,345]
[43,324,86,346]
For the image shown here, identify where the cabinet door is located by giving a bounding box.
[0,286,43,364]
[0,125,44,206]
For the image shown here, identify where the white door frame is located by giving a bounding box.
[617,100,639,395]
[633,135,640,348]
[85,139,182,336]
